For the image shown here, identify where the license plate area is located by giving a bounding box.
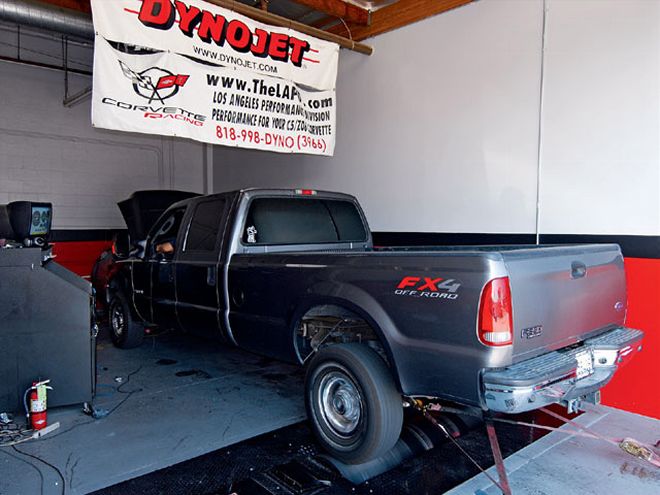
[575,349,594,379]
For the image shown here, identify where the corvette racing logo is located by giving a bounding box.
[119,61,190,103]
[101,61,206,127]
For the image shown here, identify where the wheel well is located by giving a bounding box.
[106,273,133,309]
[106,276,124,303]
[295,304,389,366]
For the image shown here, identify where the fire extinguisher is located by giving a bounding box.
[23,380,53,430]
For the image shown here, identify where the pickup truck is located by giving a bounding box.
[103,188,644,464]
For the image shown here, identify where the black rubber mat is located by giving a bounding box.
[92,408,562,495]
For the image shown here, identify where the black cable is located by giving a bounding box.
[105,390,139,418]
[0,422,32,446]
[0,445,45,495]
[0,365,145,495]
[100,364,145,417]
[41,365,145,444]
[117,365,143,394]
[12,444,65,495]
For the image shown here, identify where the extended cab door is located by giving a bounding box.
[145,206,188,327]
[228,195,369,358]
[176,196,231,339]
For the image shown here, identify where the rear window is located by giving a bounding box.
[243,197,367,245]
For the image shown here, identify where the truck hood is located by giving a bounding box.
[118,190,199,243]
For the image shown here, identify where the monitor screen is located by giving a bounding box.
[30,206,51,236]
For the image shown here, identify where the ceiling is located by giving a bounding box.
[38,0,475,43]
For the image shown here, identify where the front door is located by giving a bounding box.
[146,207,188,327]
[176,197,229,338]
[131,260,151,322]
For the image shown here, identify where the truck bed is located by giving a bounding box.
[228,243,626,406]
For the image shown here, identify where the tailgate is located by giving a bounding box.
[502,244,626,362]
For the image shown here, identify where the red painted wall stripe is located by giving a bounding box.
[601,258,660,419]
[51,241,111,278]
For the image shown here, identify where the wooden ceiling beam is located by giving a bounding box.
[310,15,340,30]
[37,0,90,13]
[35,1,371,26]
[34,0,373,54]
[288,0,370,26]
[327,0,475,41]
[34,0,474,51]
[204,0,373,54]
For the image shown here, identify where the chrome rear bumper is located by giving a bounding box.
[482,327,643,414]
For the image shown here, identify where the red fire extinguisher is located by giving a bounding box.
[24,380,53,430]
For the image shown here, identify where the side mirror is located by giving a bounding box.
[112,231,130,259]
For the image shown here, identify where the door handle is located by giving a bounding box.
[571,261,587,279]
[207,266,217,286]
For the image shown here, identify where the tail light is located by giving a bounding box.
[478,277,513,347]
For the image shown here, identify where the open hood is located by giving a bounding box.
[118,190,200,243]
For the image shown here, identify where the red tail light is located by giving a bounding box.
[478,277,513,347]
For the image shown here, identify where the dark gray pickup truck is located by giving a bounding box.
[104,188,644,464]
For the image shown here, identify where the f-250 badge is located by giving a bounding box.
[394,276,460,300]
[521,325,543,339]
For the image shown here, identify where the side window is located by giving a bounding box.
[184,199,226,253]
[243,198,366,245]
[149,208,186,259]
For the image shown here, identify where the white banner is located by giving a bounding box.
[92,38,335,155]
[91,0,339,91]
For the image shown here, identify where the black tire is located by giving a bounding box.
[109,292,145,349]
[305,343,403,464]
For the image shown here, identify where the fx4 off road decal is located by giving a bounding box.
[394,276,461,300]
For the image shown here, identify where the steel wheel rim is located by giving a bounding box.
[111,304,125,337]
[318,370,362,436]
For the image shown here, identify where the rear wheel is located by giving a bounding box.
[109,292,144,349]
[305,344,403,464]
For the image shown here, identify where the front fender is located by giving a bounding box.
[107,268,144,322]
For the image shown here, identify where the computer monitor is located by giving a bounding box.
[6,201,53,241]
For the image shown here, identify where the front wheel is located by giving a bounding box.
[305,344,403,464]
[109,292,145,349]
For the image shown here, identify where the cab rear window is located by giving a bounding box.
[243,198,366,245]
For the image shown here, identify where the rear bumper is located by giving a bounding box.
[482,327,644,414]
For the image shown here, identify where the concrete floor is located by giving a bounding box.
[2,330,658,495]
[448,405,660,495]
[0,330,306,495]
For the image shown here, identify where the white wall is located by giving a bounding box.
[539,0,660,236]
[214,0,544,234]
[0,25,206,230]
[213,0,660,238]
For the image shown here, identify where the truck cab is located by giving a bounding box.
[111,189,370,346]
